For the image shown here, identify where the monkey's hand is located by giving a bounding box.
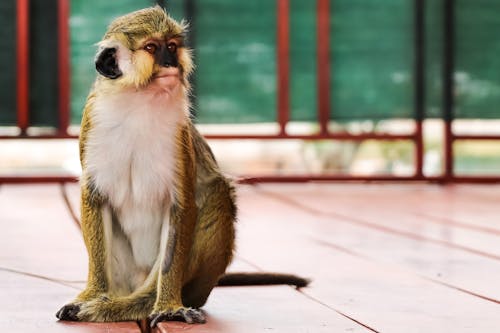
[56,294,111,322]
[58,293,158,322]
[56,290,110,321]
[149,307,206,327]
[55,302,83,321]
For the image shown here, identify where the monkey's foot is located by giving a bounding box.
[56,303,81,321]
[149,307,206,327]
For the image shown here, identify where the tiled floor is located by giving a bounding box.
[1,183,500,332]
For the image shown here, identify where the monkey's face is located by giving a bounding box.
[94,7,193,93]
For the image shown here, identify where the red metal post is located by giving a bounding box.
[276,0,290,136]
[16,0,30,134]
[317,0,331,136]
[58,0,70,135]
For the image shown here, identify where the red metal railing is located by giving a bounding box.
[2,0,500,184]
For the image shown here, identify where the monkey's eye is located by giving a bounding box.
[144,43,158,54]
[167,42,177,53]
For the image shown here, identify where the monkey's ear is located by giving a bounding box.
[95,47,122,79]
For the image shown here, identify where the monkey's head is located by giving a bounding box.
[95,6,193,93]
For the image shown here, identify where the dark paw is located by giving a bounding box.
[56,303,81,321]
[149,307,206,327]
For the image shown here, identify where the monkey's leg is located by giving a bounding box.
[61,202,161,322]
[56,184,108,321]
[147,127,207,326]
[76,282,157,322]
[148,202,206,327]
[182,182,235,308]
[181,243,231,309]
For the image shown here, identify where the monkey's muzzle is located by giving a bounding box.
[161,46,178,68]
[153,67,180,88]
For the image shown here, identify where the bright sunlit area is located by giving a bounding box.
[3,120,500,178]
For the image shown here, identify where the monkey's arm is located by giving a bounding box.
[55,179,108,321]
[77,94,109,300]
[56,97,109,321]
[77,183,108,301]
[149,125,205,325]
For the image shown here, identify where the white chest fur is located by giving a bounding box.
[85,89,187,268]
[86,89,187,207]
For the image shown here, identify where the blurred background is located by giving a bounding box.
[1,0,499,182]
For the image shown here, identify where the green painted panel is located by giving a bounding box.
[0,1,16,125]
[194,0,276,123]
[290,0,317,122]
[70,0,154,124]
[29,0,59,126]
[455,0,500,119]
[330,0,414,121]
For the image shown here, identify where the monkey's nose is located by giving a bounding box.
[163,62,177,68]
[162,51,178,68]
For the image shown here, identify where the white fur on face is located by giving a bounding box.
[96,40,135,78]
[97,39,185,93]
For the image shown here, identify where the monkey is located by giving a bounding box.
[55,6,308,327]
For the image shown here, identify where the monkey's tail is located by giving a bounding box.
[217,272,310,288]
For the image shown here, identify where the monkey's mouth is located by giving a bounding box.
[154,73,179,79]
[153,68,180,89]
[154,67,180,80]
